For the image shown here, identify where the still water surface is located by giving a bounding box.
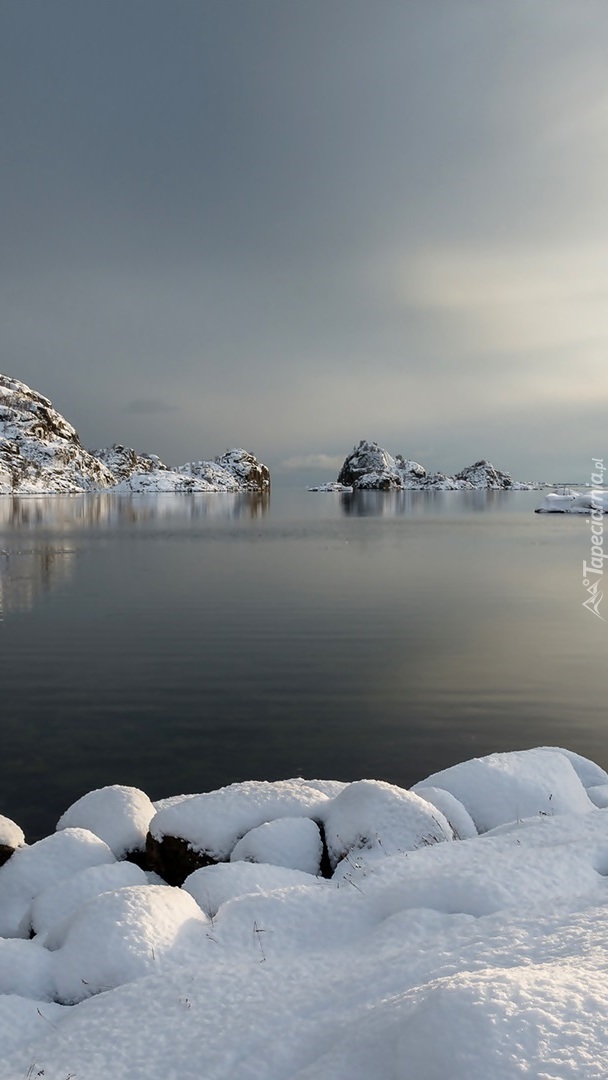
[1,489,605,839]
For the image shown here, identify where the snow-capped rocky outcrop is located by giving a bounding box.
[328,441,535,492]
[0,375,117,494]
[0,374,270,494]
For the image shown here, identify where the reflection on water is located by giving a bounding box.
[0,547,75,618]
[0,492,270,530]
[338,489,515,516]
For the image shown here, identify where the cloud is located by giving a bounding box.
[279,454,345,471]
[123,398,180,415]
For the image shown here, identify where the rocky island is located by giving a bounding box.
[313,439,537,492]
[0,374,270,495]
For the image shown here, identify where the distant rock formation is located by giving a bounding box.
[331,441,534,492]
[0,373,270,495]
[337,440,427,491]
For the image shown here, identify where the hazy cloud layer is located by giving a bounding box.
[2,0,607,481]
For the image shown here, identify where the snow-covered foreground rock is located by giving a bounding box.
[2,748,608,1077]
[0,373,270,493]
[536,489,608,513]
[314,439,539,492]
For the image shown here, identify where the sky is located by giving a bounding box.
[2,0,607,484]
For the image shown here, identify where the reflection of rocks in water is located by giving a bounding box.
[0,547,75,618]
[339,489,508,517]
[0,492,270,530]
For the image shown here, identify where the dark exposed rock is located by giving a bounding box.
[145,831,219,886]
[0,843,17,868]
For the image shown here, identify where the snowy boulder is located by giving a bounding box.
[0,815,25,867]
[0,828,115,938]
[321,780,453,872]
[56,783,156,860]
[416,748,595,834]
[147,780,333,885]
[31,860,148,938]
[48,884,209,1004]
[183,861,322,918]
[230,817,324,875]
[410,785,478,840]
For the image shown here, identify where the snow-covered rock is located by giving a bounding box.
[147,780,334,884]
[2,748,608,1077]
[0,828,115,938]
[536,489,608,513]
[415,748,595,834]
[454,459,514,489]
[321,779,454,872]
[337,441,403,490]
[0,372,271,495]
[48,884,209,1004]
[0,815,25,867]
[93,444,167,481]
[31,861,148,938]
[56,784,156,859]
[183,861,322,918]
[0,374,117,494]
[332,439,534,492]
[230,817,324,875]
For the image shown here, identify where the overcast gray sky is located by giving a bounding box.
[2,0,607,482]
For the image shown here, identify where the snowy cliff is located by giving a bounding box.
[0,374,270,494]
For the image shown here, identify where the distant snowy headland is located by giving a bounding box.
[0,373,270,494]
[2,746,608,1077]
[310,439,539,492]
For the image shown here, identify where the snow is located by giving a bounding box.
[56,784,156,858]
[415,747,595,833]
[331,439,538,492]
[230,816,323,874]
[4,748,608,1077]
[149,779,334,861]
[183,861,322,917]
[0,828,115,938]
[31,861,148,938]
[321,779,453,871]
[47,885,209,1004]
[0,372,270,494]
[0,816,24,850]
[536,489,608,513]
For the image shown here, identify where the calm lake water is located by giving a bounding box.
[1,488,606,840]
